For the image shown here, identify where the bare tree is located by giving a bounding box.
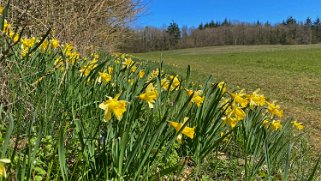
[9,0,142,53]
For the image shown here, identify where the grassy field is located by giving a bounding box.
[2,2,321,178]
[135,44,321,149]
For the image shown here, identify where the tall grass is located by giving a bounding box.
[0,4,320,180]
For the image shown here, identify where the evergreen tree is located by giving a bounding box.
[222,18,230,26]
[209,20,215,28]
[166,21,181,47]
[204,22,209,29]
[286,16,297,25]
[304,17,312,27]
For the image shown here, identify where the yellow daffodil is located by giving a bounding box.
[92,53,99,60]
[131,65,137,73]
[186,89,205,107]
[0,158,10,178]
[9,31,19,42]
[218,81,227,93]
[138,83,158,108]
[108,67,113,74]
[192,95,205,107]
[54,57,64,69]
[266,101,283,118]
[50,38,60,49]
[247,89,266,107]
[99,95,127,122]
[291,120,304,130]
[3,20,11,34]
[222,116,238,128]
[176,134,183,143]
[80,59,98,77]
[168,75,180,91]
[225,103,246,121]
[123,58,134,67]
[0,5,3,14]
[231,89,249,107]
[147,68,159,82]
[161,78,169,90]
[161,75,180,91]
[20,47,29,57]
[270,120,282,131]
[63,44,79,64]
[97,72,112,83]
[67,51,80,64]
[64,43,73,53]
[169,117,195,139]
[21,37,37,48]
[262,119,270,128]
[40,40,49,52]
[138,70,145,78]
[232,105,246,120]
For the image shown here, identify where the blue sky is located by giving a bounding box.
[135,0,321,28]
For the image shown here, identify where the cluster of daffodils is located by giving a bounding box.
[220,86,304,131]
[161,75,181,91]
[3,13,304,142]
[1,18,61,57]
[1,9,304,143]
[1,5,311,180]
[186,89,205,107]
[92,52,305,141]
[90,53,198,139]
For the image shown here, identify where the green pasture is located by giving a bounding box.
[135,44,321,148]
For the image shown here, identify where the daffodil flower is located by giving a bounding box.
[291,120,304,130]
[50,38,60,49]
[122,58,134,67]
[97,72,112,83]
[186,89,205,107]
[21,37,37,48]
[266,101,284,118]
[169,117,195,139]
[270,120,282,131]
[168,75,180,91]
[218,81,227,94]
[247,89,266,107]
[262,119,270,128]
[222,116,238,128]
[138,83,158,108]
[99,95,127,122]
[231,89,249,107]
[138,70,145,78]
[0,158,10,178]
[131,65,137,73]
[231,103,246,120]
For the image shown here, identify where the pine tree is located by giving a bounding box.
[166,21,181,47]
[222,18,230,26]
[312,18,321,43]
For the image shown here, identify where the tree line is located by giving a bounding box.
[122,17,321,52]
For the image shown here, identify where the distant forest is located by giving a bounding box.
[122,17,321,52]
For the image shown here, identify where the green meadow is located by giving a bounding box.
[135,44,321,149]
[2,2,321,178]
